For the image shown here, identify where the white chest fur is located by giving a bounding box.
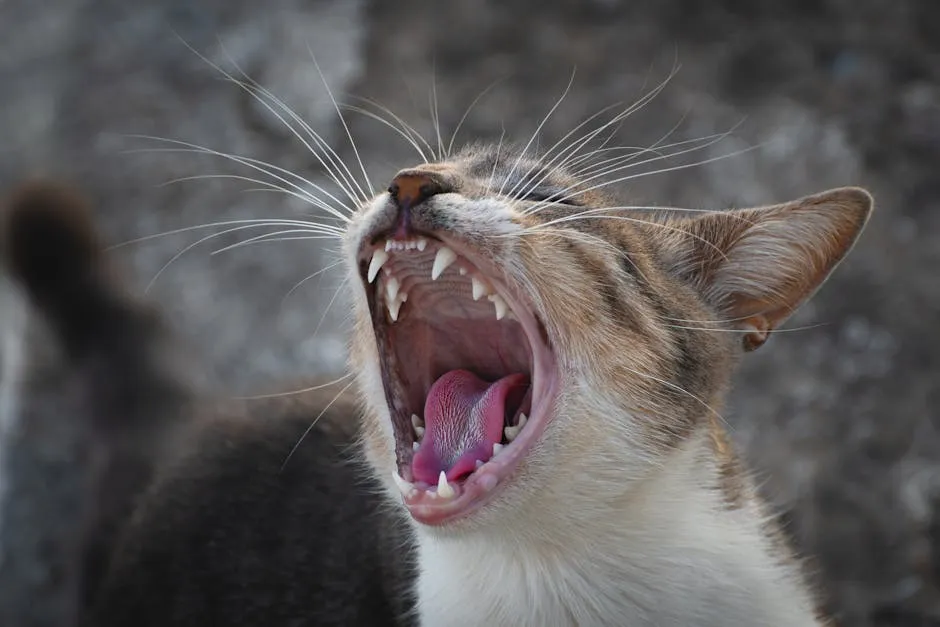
[410,438,822,627]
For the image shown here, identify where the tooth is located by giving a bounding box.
[413,441,420,451]
[388,295,404,322]
[471,276,491,300]
[475,460,485,470]
[437,471,456,499]
[504,414,526,442]
[385,275,400,302]
[488,294,508,320]
[492,442,504,457]
[411,414,425,438]
[385,240,393,252]
[393,471,414,496]
[417,238,428,251]
[431,247,457,280]
[368,249,389,283]
[458,266,467,276]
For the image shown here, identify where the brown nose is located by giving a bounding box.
[387,172,445,237]
[387,173,443,210]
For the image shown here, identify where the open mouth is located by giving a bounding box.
[358,234,559,525]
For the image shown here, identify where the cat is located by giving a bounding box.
[0,136,871,626]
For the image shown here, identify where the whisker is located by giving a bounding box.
[498,68,577,197]
[306,42,375,197]
[177,36,367,207]
[210,229,338,256]
[143,223,337,294]
[516,210,735,262]
[346,96,435,159]
[485,126,508,195]
[341,104,430,164]
[235,372,354,401]
[109,218,340,250]
[524,133,757,215]
[510,65,681,202]
[446,77,506,158]
[126,139,354,222]
[155,172,336,213]
[280,379,357,471]
[280,261,344,311]
[429,60,445,162]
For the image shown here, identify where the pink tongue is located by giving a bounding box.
[411,369,528,484]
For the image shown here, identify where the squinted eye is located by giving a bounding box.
[518,188,579,206]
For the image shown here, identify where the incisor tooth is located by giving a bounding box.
[431,246,457,280]
[385,275,400,302]
[368,249,389,283]
[488,293,508,320]
[471,276,491,300]
[417,237,428,251]
[392,471,414,496]
[437,471,455,499]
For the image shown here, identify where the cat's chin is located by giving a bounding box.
[358,232,559,526]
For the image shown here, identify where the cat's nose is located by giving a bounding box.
[386,172,446,236]
[387,172,443,211]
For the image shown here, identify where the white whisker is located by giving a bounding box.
[280,379,356,471]
[126,139,353,222]
[235,372,354,401]
[498,68,577,197]
[178,36,367,207]
[446,77,505,158]
[306,43,375,197]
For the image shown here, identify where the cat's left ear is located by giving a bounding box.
[655,187,873,351]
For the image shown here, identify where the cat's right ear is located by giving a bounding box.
[654,187,873,351]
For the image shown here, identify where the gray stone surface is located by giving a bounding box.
[1,1,939,625]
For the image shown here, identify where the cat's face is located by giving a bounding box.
[343,143,871,534]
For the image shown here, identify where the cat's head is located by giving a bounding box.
[343,143,871,533]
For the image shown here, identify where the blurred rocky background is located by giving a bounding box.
[0,0,938,625]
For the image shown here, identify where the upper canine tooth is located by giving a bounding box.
[488,294,508,320]
[471,276,492,300]
[431,247,457,280]
[437,471,456,499]
[368,249,389,283]
[385,275,400,302]
[417,237,428,251]
[392,471,414,497]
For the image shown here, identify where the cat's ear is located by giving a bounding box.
[656,187,873,351]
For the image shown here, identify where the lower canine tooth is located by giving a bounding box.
[431,246,457,280]
[488,294,508,320]
[392,471,414,496]
[437,471,456,499]
[388,295,404,321]
[471,276,491,300]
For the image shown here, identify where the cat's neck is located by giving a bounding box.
[408,429,823,627]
